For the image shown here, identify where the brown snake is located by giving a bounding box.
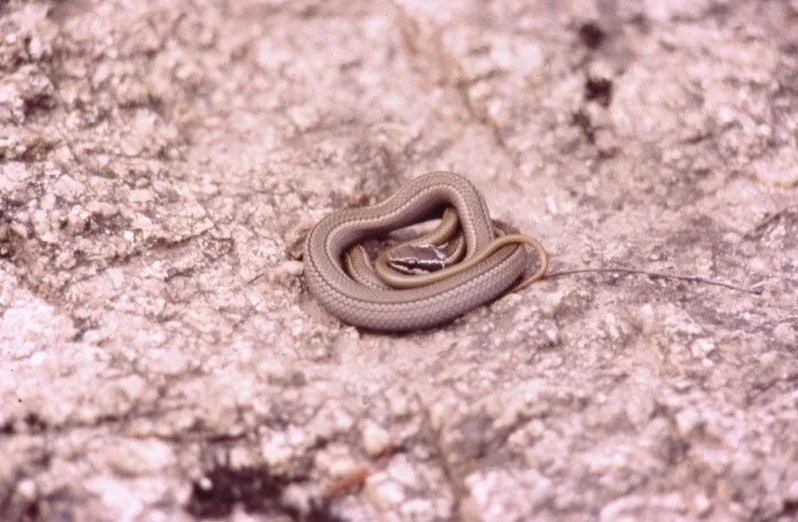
[303,171,548,331]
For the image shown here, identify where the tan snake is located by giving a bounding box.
[303,171,548,331]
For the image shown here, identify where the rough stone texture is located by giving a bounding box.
[1,0,797,521]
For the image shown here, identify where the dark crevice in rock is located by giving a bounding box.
[186,463,344,522]
[579,22,607,50]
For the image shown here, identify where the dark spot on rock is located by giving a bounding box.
[24,412,48,434]
[290,370,307,387]
[22,93,56,120]
[23,500,40,521]
[579,22,606,50]
[705,2,731,22]
[585,77,613,107]
[783,500,798,519]
[0,419,15,435]
[779,41,798,59]
[186,464,345,521]
[629,13,651,33]
[572,109,595,143]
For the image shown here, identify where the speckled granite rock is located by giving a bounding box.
[1,1,796,521]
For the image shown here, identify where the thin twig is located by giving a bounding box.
[742,204,798,240]
[545,268,764,295]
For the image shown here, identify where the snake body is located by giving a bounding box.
[303,171,547,331]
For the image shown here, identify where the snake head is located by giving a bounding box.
[386,243,448,274]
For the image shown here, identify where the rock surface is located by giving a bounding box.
[1,0,797,521]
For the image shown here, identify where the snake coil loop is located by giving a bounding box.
[304,171,548,331]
